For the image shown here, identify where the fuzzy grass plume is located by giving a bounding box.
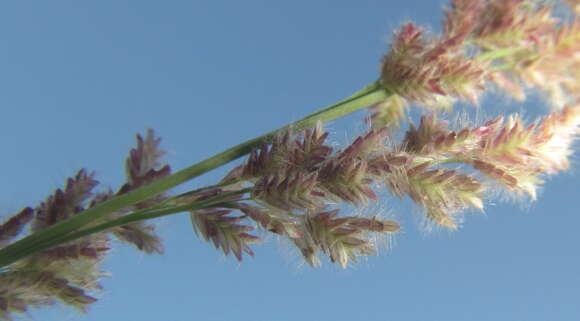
[1,0,580,319]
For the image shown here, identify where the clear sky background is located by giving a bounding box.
[1,1,579,320]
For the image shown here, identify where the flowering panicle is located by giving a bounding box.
[292,210,399,268]
[0,129,176,320]
[226,124,389,210]
[4,2,580,319]
[200,125,406,267]
[445,0,580,106]
[18,169,110,290]
[0,169,109,318]
[375,0,580,126]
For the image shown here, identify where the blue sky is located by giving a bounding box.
[1,1,579,320]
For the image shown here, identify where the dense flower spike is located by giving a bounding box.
[446,0,580,106]
[398,103,580,200]
[376,158,484,229]
[378,0,580,115]
[380,22,487,107]
[253,171,325,212]
[190,208,260,261]
[293,210,399,268]
[124,128,169,189]
[0,128,176,318]
[472,104,580,198]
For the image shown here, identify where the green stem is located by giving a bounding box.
[40,188,253,253]
[0,80,390,268]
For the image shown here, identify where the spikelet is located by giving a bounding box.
[380,22,486,107]
[253,171,326,212]
[379,159,484,230]
[293,210,400,268]
[190,208,260,262]
[33,169,99,232]
[237,203,300,238]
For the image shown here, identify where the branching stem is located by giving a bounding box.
[0,80,390,268]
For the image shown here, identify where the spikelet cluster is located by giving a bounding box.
[190,208,260,261]
[200,97,580,264]
[380,22,486,108]
[293,210,400,268]
[186,123,404,267]
[399,103,580,200]
[0,129,171,320]
[373,0,580,129]
[447,0,579,106]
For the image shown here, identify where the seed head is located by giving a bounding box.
[190,208,260,262]
[293,210,399,268]
[253,171,326,212]
[380,22,487,107]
